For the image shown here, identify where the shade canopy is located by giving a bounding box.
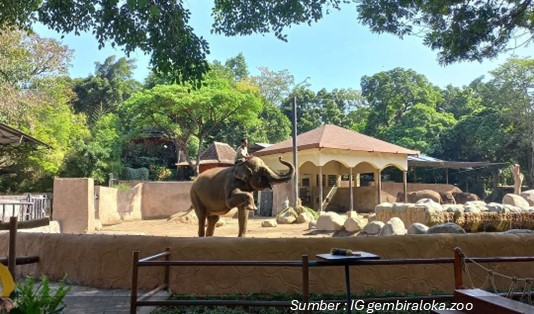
[0,123,49,147]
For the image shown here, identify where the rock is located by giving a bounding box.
[360,221,385,236]
[276,207,298,224]
[379,217,407,236]
[168,210,198,224]
[316,211,345,231]
[408,223,429,234]
[261,220,277,227]
[503,193,530,208]
[502,204,521,213]
[94,219,103,231]
[215,218,225,227]
[465,201,487,207]
[443,204,464,213]
[296,211,315,224]
[521,190,534,206]
[344,216,367,233]
[415,198,442,212]
[487,202,504,213]
[464,205,481,213]
[427,222,466,234]
[504,229,534,234]
[367,213,377,222]
[308,221,317,230]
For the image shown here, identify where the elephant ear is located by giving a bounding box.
[234,162,253,181]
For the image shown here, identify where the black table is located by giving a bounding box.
[316,251,380,314]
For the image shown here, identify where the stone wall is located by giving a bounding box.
[53,178,95,233]
[2,232,534,296]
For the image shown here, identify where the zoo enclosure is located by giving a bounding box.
[0,193,51,222]
[130,248,534,313]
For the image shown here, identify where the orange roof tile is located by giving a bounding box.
[255,124,419,156]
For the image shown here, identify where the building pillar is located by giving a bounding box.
[403,170,408,202]
[375,169,382,205]
[318,166,323,211]
[349,167,354,215]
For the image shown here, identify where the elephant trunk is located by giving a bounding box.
[265,157,295,184]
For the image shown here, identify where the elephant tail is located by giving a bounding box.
[167,205,195,222]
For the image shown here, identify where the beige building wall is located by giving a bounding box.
[52,178,95,233]
[3,232,534,296]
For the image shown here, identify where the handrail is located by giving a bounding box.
[321,186,338,210]
[130,248,534,314]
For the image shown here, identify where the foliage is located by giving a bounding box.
[72,56,141,124]
[120,71,263,175]
[122,167,149,181]
[1,0,209,84]
[10,275,70,314]
[212,0,534,65]
[281,86,364,134]
[250,67,295,107]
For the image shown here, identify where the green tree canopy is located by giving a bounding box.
[1,0,209,84]
[120,72,263,174]
[211,0,534,64]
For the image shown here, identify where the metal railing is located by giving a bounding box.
[130,248,534,313]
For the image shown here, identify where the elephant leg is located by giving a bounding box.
[206,215,220,237]
[227,188,256,211]
[237,206,249,237]
[197,211,206,237]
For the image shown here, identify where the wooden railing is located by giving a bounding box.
[130,248,534,313]
[0,216,44,277]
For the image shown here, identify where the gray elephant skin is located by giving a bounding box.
[190,156,295,237]
[396,189,454,204]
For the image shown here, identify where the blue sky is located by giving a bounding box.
[35,1,533,92]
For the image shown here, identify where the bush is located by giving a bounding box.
[9,275,70,314]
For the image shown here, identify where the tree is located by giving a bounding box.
[72,56,141,124]
[489,58,534,187]
[211,0,534,64]
[224,52,249,82]
[1,0,209,84]
[439,85,483,120]
[250,67,295,107]
[361,68,443,138]
[120,72,263,175]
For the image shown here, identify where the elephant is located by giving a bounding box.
[190,156,295,237]
[439,191,456,204]
[396,189,442,204]
[452,192,480,204]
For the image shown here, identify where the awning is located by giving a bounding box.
[0,123,50,148]
[408,154,506,170]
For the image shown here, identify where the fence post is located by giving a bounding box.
[454,247,464,289]
[302,255,309,314]
[131,251,140,314]
[164,247,170,290]
[8,216,18,278]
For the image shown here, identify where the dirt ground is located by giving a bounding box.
[98,215,333,238]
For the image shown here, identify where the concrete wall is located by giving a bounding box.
[53,178,95,233]
[95,185,143,225]
[141,182,193,219]
[2,232,534,296]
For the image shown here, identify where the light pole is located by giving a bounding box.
[291,77,310,208]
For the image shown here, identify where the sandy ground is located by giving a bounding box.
[98,215,334,238]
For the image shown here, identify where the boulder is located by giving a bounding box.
[379,217,407,236]
[367,213,377,222]
[344,216,367,233]
[316,211,345,231]
[427,222,466,234]
[486,202,504,213]
[520,190,534,206]
[360,221,385,236]
[276,207,298,224]
[168,210,198,224]
[261,220,277,227]
[504,229,534,234]
[408,223,429,235]
[415,198,442,212]
[503,193,530,208]
[215,218,225,227]
[308,221,317,230]
[296,211,315,224]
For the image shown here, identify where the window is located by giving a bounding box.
[327,175,337,187]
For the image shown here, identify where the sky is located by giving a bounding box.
[35,1,533,92]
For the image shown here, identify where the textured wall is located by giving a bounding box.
[95,185,143,225]
[52,178,95,233]
[141,182,193,219]
[2,232,534,296]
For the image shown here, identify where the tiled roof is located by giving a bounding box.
[196,141,236,164]
[255,124,419,156]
